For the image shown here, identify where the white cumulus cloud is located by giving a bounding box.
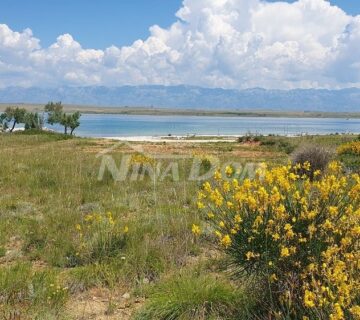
[0,0,360,89]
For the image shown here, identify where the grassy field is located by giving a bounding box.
[0,131,358,319]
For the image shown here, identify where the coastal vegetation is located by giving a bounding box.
[0,107,27,132]
[197,161,360,319]
[0,103,81,135]
[45,102,81,135]
[0,131,359,319]
[0,107,44,133]
[338,140,360,172]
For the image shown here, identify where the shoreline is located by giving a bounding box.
[102,135,239,143]
[1,103,360,119]
[4,129,359,142]
[100,132,359,143]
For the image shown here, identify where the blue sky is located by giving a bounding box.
[0,0,360,89]
[0,0,182,48]
[0,0,358,49]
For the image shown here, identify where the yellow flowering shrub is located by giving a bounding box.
[338,141,360,156]
[131,154,155,166]
[192,151,219,174]
[198,162,360,319]
[75,212,128,264]
[130,153,157,177]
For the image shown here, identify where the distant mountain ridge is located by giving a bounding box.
[0,85,360,112]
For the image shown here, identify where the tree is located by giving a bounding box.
[0,107,26,132]
[0,113,8,131]
[24,112,43,130]
[45,101,63,125]
[44,101,81,135]
[68,112,81,135]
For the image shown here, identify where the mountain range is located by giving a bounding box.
[0,85,360,112]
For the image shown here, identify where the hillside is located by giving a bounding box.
[0,86,360,112]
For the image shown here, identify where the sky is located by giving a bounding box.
[0,0,183,49]
[1,0,360,89]
[1,0,359,49]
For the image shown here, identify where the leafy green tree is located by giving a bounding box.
[0,107,27,132]
[44,102,81,135]
[24,112,43,130]
[45,101,63,126]
[68,111,81,135]
[0,113,8,131]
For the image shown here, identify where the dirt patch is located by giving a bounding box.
[83,140,211,156]
[65,287,144,320]
[0,236,23,266]
[31,260,49,271]
[240,141,262,147]
[232,149,280,159]
[83,140,282,161]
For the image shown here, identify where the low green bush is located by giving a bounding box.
[258,137,296,154]
[134,272,254,320]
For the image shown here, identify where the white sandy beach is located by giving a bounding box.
[103,135,239,143]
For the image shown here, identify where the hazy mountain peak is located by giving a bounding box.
[0,85,359,112]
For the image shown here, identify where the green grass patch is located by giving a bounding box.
[0,263,68,316]
[134,272,254,320]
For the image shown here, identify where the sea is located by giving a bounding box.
[46,114,360,137]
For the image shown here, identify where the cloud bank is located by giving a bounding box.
[1,0,360,89]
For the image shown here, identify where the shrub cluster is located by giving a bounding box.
[292,145,333,179]
[337,141,360,173]
[237,134,261,143]
[196,162,360,319]
[338,141,360,156]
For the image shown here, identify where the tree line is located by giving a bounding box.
[0,102,81,135]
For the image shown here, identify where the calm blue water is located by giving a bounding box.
[48,114,360,137]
